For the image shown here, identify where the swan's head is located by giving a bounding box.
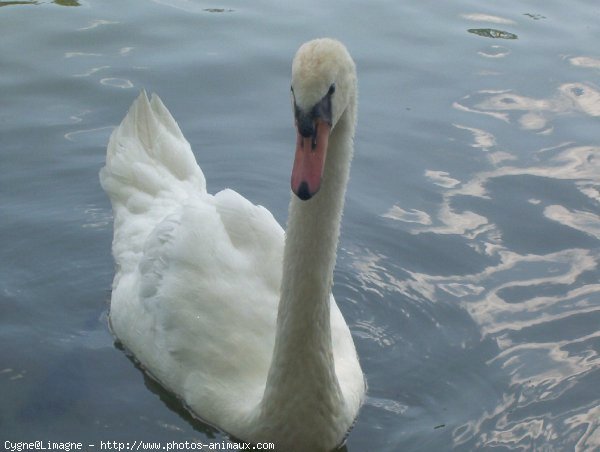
[290,38,357,201]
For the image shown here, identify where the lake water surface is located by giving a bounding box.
[1,0,599,450]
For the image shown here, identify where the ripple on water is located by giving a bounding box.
[100,77,134,89]
[377,61,600,446]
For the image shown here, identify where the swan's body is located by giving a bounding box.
[101,39,364,451]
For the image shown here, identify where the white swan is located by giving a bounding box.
[100,38,364,451]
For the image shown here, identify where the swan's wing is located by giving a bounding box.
[101,92,286,426]
[112,190,284,428]
[100,91,206,278]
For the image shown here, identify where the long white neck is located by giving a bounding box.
[256,103,356,446]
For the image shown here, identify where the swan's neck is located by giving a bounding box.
[257,106,355,443]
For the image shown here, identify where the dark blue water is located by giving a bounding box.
[1,0,599,450]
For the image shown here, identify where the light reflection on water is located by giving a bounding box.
[1,0,599,450]
[353,35,600,447]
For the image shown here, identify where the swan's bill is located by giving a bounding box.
[291,119,330,200]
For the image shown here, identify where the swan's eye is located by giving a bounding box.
[328,83,335,96]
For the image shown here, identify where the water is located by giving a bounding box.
[1,0,599,450]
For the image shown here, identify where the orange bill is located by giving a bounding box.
[291,120,331,200]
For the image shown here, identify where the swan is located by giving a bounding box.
[100,38,364,451]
